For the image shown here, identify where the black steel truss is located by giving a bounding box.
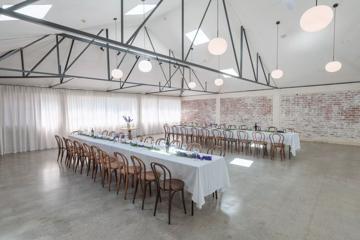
[0,0,280,95]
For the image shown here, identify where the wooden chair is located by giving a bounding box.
[270,133,286,160]
[101,130,109,136]
[267,126,277,132]
[108,130,116,136]
[200,128,211,147]
[223,130,237,153]
[237,130,251,155]
[170,140,182,149]
[163,124,171,139]
[101,152,123,191]
[151,162,187,224]
[227,124,237,129]
[207,145,225,157]
[82,143,93,176]
[212,129,224,147]
[155,138,166,146]
[252,132,268,158]
[114,152,139,200]
[143,136,154,144]
[54,135,65,162]
[63,138,75,168]
[90,145,101,181]
[131,155,158,209]
[73,140,85,173]
[171,125,179,141]
[186,143,202,152]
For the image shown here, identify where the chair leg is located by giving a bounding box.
[154,189,160,216]
[168,191,172,225]
[133,177,139,204]
[108,170,112,191]
[191,200,194,216]
[181,189,187,214]
[141,182,148,210]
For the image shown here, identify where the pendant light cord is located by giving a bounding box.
[276,21,279,69]
[332,5,337,61]
[216,0,219,37]
[114,18,118,64]
[143,1,146,49]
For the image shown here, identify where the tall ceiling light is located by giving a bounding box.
[111,17,123,79]
[271,21,284,79]
[208,0,227,55]
[300,0,334,32]
[325,3,341,73]
[138,0,152,73]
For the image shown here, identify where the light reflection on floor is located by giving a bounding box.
[230,158,254,167]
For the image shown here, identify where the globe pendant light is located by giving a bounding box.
[300,0,333,32]
[111,17,123,79]
[138,1,152,73]
[271,21,284,79]
[214,78,224,86]
[208,0,227,55]
[188,81,196,89]
[325,3,341,73]
[138,59,152,72]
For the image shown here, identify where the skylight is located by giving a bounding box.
[230,158,253,168]
[221,68,239,78]
[125,4,156,15]
[185,29,209,46]
[0,4,52,21]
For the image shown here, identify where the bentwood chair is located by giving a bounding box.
[237,130,251,155]
[170,140,182,149]
[200,128,211,147]
[73,140,85,173]
[223,130,237,153]
[64,138,75,168]
[114,152,139,200]
[207,145,225,157]
[212,129,223,147]
[131,156,158,209]
[227,125,237,129]
[102,152,123,191]
[151,162,187,224]
[155,138,166,146]
[108,130,116,137]
[54,135,65,162]
[270,133,286,161]
[101,130,109,136]
[82,143,94,176]
[143,136,154,144]
[171,125,180,141]
[267,126,277,132]
[90,145,101,181]
[163,124,171,139]
[252,132,268,158]
[186,143,203,152]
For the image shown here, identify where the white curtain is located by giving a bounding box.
[0,85,181,155]
[141,95,181,135]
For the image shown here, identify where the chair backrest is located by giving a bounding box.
[237,130,249,140]
[155,138,166,146]
[131,155,146,180]
[109,130,116,136]
[186,143,202,152]
[219,123,226,129]
[171,125,178,134]
[54,135,63,149]
[82,143,91,157]
[143,136,154,144]
[201,128,210,137]
[170,140,182,148]
[151,162,173,190]
[114,152,130,174]
[101,130,108,136]
[223,130,234,139]
[270,133,284,144]
[64,138,74,151]
[267,126,277,132]
[90,145,100,162]
[240,125,247,130]
[207,145,225,157]
[228,125,237,129]
[212,129,222,137]
[253,131,265,142]
[73,140,83,155]
[191,127,198,136]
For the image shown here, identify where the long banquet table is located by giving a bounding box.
[177,126,301,156]
[70,134,231,208]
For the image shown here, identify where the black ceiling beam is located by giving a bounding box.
[26,36,65,77]
[7,0,39,11]
[242,27,257,81]
[120,56,140,89]
[61,39,74,83]
[0,7,276,89]
[49,78,74,88]
[126,0,163,45]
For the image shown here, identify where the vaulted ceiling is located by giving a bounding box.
[0,0,359,96]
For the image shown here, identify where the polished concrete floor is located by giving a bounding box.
[0,142,359,240]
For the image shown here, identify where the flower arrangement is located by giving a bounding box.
[123,116,133,129]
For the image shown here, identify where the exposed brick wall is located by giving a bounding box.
[220,96,273,128]
[181,99,216,124]
[280,90,360,140]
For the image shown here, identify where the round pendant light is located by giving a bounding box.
[208,38,228,55]
[325,61,342,72]
[111,68,123,79]
[325,3,341,73]
[300,1,333,32]
[138,59,152,72]
[111,17,123,80]
[271,21,284,79]
[188,81,196,89]
[271,69,284,79]
[208,0,227,56]
[214,78,224,86]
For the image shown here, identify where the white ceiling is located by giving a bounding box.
[0,0,359,96]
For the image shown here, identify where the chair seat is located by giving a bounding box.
[253,140,267,145]
[121,165,140,175]
[272,143,285,148]
[139,171,157,181]
[109,161,123,169]
[160,179,184,191]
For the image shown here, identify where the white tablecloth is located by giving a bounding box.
[69,135,231,208]
[176,126,301,156]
